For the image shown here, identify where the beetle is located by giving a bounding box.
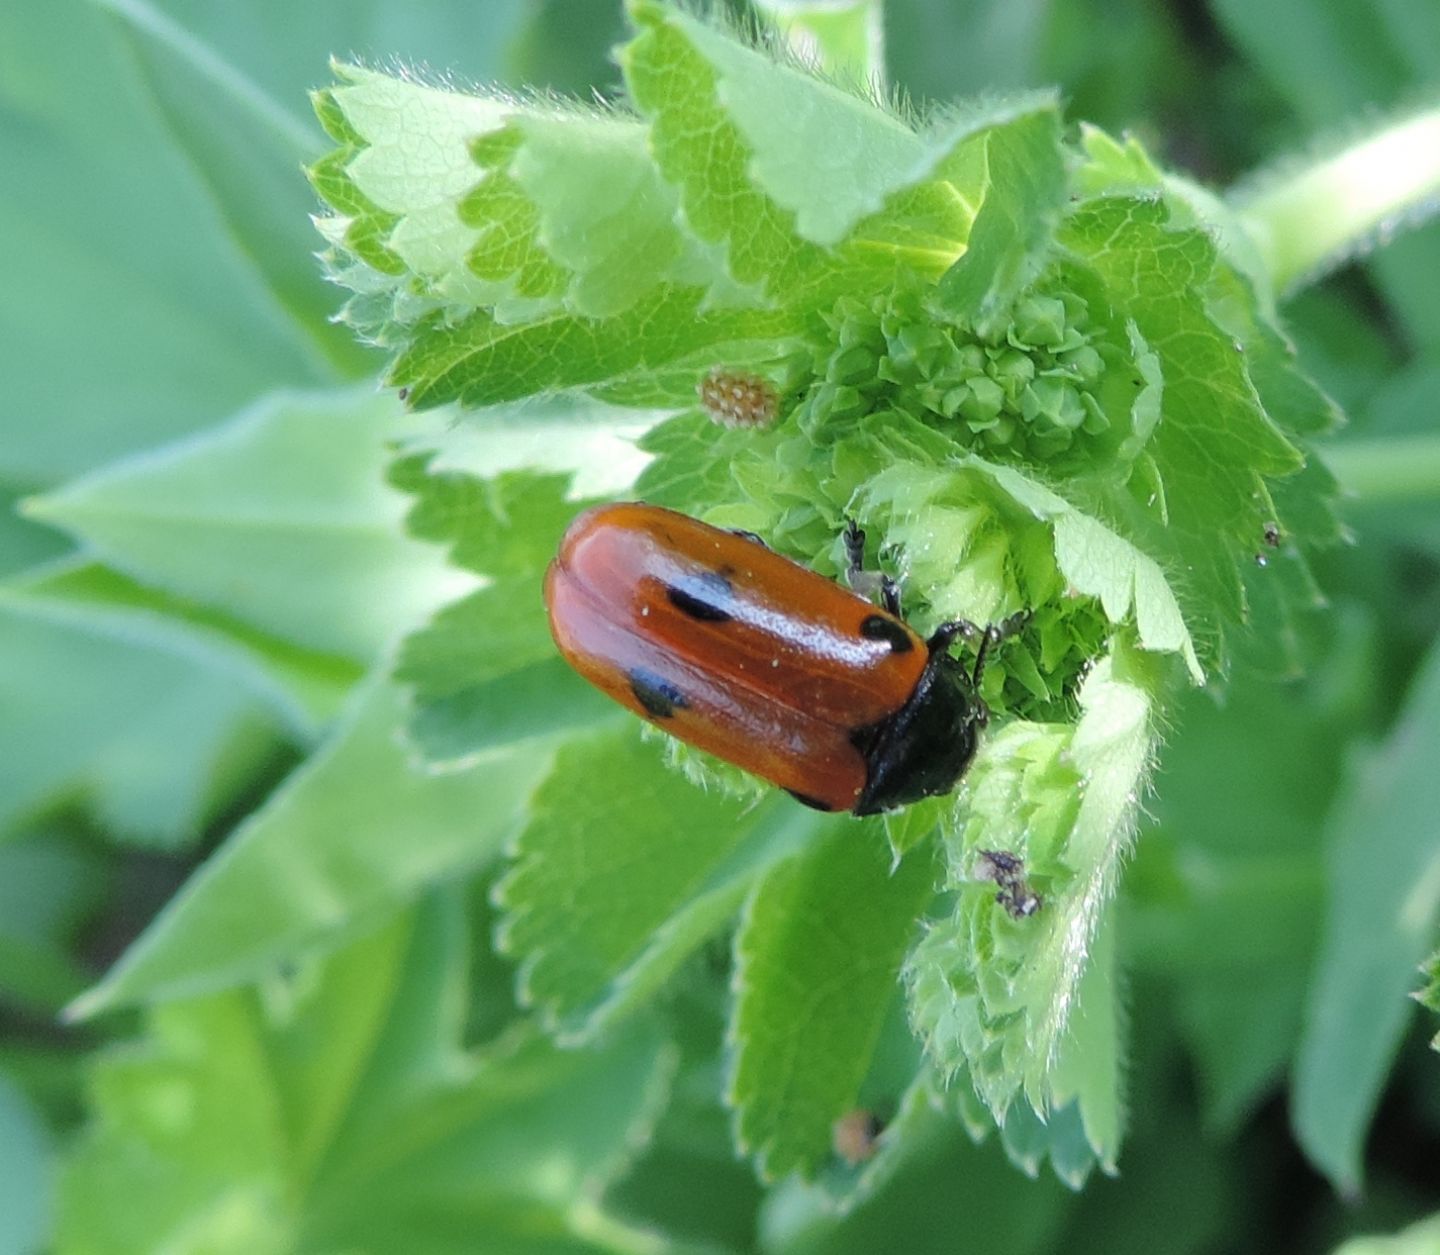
[544,502,1023,815]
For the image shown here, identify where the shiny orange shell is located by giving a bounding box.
[544,503,929,812]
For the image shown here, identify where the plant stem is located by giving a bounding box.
[1320,436,1440,505]
[1231,105,1440,295]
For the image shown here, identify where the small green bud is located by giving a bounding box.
[892,322,950,374]
[1080,392,1110,434]
[988,348,1036,401]
[806,380,867,422]
[1012,294,1068,347]
[917,381,949,414]
[836,314,884,353]
[940,385,971,418]
[876,355,911,386]
[830,343,881,385]
[958,376,1006,426]
[1060,289,1090,327]
[1021,377,1086,430]
[955,342,988,379]
[826,294,871,331]
[1031,428,1075,459]
[983,415,1018,446]
[1057,344,1104,384]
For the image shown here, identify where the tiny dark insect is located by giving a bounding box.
[545,503,1025,814]
[974,847,1043,918]
[1262,521,1282,547]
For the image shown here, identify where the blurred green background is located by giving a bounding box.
[1,1,1438,1252]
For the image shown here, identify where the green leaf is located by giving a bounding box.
[410,658,622,765]
[27,389,472,662]
[1331,1212,1440,1255]
[1049,1017,1239,1252]
[389,456,627,762]
[1209,0,1411,125]
[315,63,511,308]
[0,826,106,953]
[60,896,678,1255]
[1293,638,1440,1196]
[68,681,548,1018]
[390,460,581,581]
[400,577,555,693]
[0,1069,52,1255]
[399,395,661,501]
[0,1,329,487]
[1014,654,1152,1104]
[906,652,1154,1152]
[962,457,1203,683]
[0,592,279,845]
[388,290,802,412]
[386,418,672,765]
[1045,911,1122,1182]
[498,730,820,1041]
[934,99,1067,335]
[503,0,627,95]
[1417,951,1440,1051]
[466,112,720,320]
[1127,658,1353,1133]
[0,826,108,1017]
[95,0,372,376]
[729,824,939,1180]
[1058,195,1304,656]
[0,480,69,579]
[760,1108,1074,1255]
[634,6,926,249]
[620,6,827,294]
[11,560,359,739]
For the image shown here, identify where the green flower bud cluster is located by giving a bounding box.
[799,283,1116,465]
[856,465,1114,725]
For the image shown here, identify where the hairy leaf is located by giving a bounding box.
[1059,196,1303,659]
[498,730,822,1041]
[730,825,939,1179]
[69,682,546,1018]
[28,390,471,662]
[1293,638,1440,1195]
[60,897,676,1254]
[934,98,1067,334]
[0,591,277,846]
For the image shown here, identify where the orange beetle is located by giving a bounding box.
[545,503,1017,815]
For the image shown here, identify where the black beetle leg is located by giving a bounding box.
[926,619,981,654]
[843,519,867,582]
[929,611,1030,688]
[879,575,903,617]
[844,518,904,615]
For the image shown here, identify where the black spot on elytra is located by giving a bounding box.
[666,570,735,623]
[860,614,913,653]
[629,669,688,719]
[785,787,837,813]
